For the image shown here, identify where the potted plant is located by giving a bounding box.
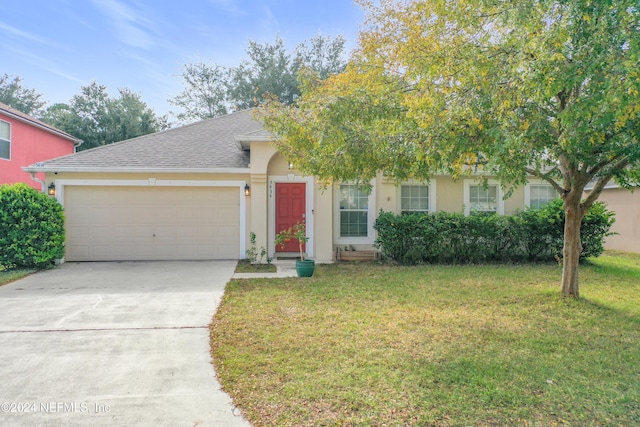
[274,222,315,277]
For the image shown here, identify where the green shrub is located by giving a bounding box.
[580,200,617,259]
[0,183,65,268]
[374,199,615,265]
[517,201,565,261]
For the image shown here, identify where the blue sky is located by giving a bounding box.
[1,0,364,118]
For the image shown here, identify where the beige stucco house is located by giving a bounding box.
[24,109,564,263]
[586,184,640,253]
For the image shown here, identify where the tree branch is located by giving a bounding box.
[557,154,573,196]
[586,152,626,177]
[582,158,630,210]
[526,167,565,194]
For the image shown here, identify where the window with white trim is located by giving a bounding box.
[463,180,504,215]
[400,184,430,214]
[527,183,557,209]
[469,185,497,213]
[0,120,10,160]
[339,184,369,237]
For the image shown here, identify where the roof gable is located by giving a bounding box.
[25,109,268,172]
[0,102,82,145]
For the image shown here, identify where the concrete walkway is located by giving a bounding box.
[0,261,251,427]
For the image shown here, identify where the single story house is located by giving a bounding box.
[25,109,562,263]
[1,101,81,189]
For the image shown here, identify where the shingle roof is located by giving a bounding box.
[0,102,82,145]
[25,109,265,172]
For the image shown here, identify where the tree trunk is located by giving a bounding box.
[561,196,585,298]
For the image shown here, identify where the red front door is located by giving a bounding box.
[275,183,306,253]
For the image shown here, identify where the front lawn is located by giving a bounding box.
[0,268,34,287]
[211,253,640,426]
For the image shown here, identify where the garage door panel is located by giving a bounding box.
[175,245,196,257]
[175,207,198,222]
[212,227,237,241]
[89,245,115,259]
[156,209,178,222]
[90,207,116,223]
[176,226,197,241]
[65,186,240,261]
[91,227,115,241]
[154,226,177,236]
[68,245,89,260]
[198,227,217,240]
[216,206,239,220]
[68,226,89,239]
[129,207,155,223]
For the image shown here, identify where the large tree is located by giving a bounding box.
[294,34,348,81]
[42,82,168,151]
[230,35,299,110]
[170,34,348,122]
[0,74,46,116]
[169,62,232,123]
[259,0,640,298]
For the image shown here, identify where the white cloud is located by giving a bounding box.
[3,44,85,86]
[259,6,279,35]
[0,21,62,49]
[207,0,244,16]
[90,0,154,49]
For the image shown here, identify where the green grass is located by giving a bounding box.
[211,253,640,427]
[0,267,34,287]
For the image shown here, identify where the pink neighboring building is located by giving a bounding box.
[0,102,82,191]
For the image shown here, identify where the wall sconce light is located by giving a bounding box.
[47,183,56,196]
[244,184,251,196]
[288,163,294,170]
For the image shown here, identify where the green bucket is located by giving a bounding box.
[295,259,315,277]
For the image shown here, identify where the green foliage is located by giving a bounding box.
[374,200,615,265]
[169,62,232,123]
[274,222,309,261]
[581,201,618,259]
[230,36,300,111]
[261,0,640,192]
[0,184,65,268]
[516,202,565,261]
[246,232,271,265]
[259,0,640,295]
[41,82,169,151]
[0,74,46,116]
[170,34,347,123]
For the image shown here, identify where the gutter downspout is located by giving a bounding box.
[29,172,46,194]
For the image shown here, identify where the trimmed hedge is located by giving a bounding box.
[374,199,615,265]
[0,183,65,268]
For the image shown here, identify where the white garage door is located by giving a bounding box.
[64,186,240,261]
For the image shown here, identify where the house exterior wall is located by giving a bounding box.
[260,147,335,263]
[1,113,76,189]
[435,176,464,213]
[505,186,526,215]
[594,187,640,253]
[378,175,526,215]
[334,174,535,255]
[42,151,547,263]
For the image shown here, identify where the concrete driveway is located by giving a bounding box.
[0,261,251,427]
